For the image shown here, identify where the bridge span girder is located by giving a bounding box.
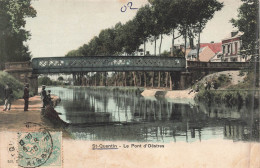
[32,56,186,74]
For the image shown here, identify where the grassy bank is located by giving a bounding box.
[0,71,24,104]
[195,71,259,106]
[195,90,258,106]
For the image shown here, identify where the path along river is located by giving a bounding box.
[48,86,260,143]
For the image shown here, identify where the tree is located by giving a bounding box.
[231,0,259,87]
[58,76,64,82]
[66,49,83,56]
[231,0,258,57]
[193,0,223,61]
[134,5,154,55]
[65,0,223,88]
[38,76,52,86]
[149,0,172,55]
[113,22,125,55]
[0,0,36,69]
[98,28,116,55]
[120,20,143,55]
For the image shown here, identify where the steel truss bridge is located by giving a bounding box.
[31,56,251,74]
[32,56,186,74]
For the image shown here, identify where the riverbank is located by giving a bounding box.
[141,89,196,99]
[195,70,259,105]
[141,70,259,105]
[0,95,70,138]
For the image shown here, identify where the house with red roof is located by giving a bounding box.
[200,42,222,54]
[187,42,222,62]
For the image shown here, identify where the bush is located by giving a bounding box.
[195,90,212,103]
[238,70,245,76]
[0,71,23,104]
[195,89,251,106]
[228,71,255,89]
[38,76,52,86]
[213,74,231,89]
[195,71,258,106]
[38,76,64,86]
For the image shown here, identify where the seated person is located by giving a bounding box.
[47,90,53,106]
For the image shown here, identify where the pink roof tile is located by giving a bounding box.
[200,43,222,54]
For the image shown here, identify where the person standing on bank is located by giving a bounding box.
[41,85,47,108]
[3,83,13,111]
[47,90,53,106]
[23,83,30,111]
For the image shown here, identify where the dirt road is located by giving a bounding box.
[0,96,67,136]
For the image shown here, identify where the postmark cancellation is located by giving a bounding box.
[1,122,62,168]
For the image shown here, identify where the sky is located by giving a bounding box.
[25,0,243,58]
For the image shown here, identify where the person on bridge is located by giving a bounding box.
[3,83,13,111]
[40,85,47,108]
[23,83,30,111]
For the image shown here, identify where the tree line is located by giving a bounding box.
[231,0,259,87]
[66,0,223,89]
[66,0,223,57]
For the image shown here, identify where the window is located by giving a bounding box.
[230,43,233,54]
[235,42,238,54]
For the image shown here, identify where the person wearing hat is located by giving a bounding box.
[3,83,13,111]
[41,85,47,108]
[23,83,30,111]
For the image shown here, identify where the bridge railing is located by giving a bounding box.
[187,61,251,69]
[5,61,32,71]
[32,56,186,73]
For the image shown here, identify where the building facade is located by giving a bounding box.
[222,31,245,62]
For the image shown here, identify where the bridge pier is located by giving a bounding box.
[168,72,190,90]
[179,72,191,90]
[171,71,206,90]
[4,62,38,95]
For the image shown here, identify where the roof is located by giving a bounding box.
[187,46,215,62]
[199,47,215,62]
[200,43,222,54]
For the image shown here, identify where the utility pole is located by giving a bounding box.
[255,0,260,87]
[258,0,260,87]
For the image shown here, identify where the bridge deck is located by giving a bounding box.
[187,61,251,70]
[32,56,186,74]
[5,57,250,74]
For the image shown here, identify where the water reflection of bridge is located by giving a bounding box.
[50,87,260,142]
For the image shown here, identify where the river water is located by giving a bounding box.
[48,86,259,143]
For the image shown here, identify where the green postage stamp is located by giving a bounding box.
[5,122,62,168]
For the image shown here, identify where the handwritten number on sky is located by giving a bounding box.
[121,2,138,12]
